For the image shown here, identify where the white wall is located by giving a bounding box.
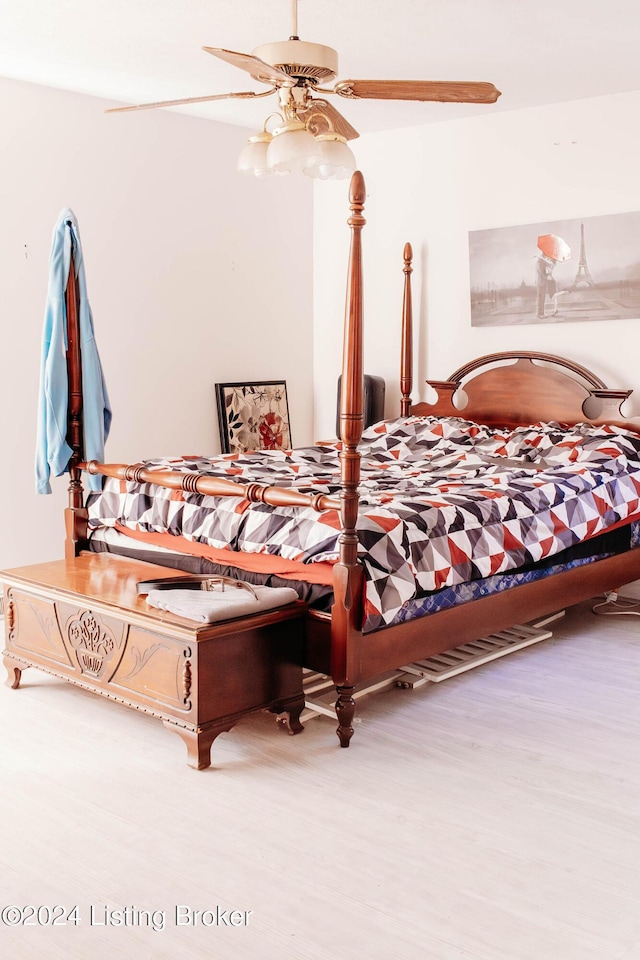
[313,90,640,439]
[0,77,313,569]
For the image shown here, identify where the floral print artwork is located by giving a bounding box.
[216,381,291,453]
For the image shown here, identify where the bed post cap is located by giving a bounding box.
[349,170,366,206]
[404,242,413,261]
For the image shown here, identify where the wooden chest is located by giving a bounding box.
[1,553,306,768]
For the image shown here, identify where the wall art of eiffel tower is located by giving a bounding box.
[571,222,594,289]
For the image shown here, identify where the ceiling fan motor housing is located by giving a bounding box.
[252,40,338,84]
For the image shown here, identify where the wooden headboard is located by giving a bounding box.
[413,352,636,432]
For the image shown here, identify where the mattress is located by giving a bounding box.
[89,517,638,634]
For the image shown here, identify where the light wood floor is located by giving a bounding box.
[1,599,639,960]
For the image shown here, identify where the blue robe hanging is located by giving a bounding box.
[35,208,112,494]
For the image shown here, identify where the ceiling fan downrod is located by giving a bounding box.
[290,0,299,40]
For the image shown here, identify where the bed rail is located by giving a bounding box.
[82,460,340,512]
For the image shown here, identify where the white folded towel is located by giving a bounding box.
[145,585,299,623]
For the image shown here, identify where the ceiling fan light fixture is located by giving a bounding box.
[266,117,321,175]
[108,0,501,181]
[303,132,356,180]
[237,130,273,177]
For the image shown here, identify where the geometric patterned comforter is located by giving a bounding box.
[87,417,640,629]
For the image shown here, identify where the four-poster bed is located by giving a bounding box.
[4,170,640,767]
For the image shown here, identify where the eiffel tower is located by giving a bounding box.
[571,222,594,288]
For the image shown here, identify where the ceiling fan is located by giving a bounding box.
[107,0,501,180]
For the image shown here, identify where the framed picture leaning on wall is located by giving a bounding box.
[215,381,292,454]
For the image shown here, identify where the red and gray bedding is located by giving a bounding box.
[86,417,640,629]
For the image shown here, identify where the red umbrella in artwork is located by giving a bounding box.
[537,234,571,262]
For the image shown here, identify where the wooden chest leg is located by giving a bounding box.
[3,655,24,689]
[272,692,306,735]
[164,720,236,771]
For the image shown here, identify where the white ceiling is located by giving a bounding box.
[2,0,640,138]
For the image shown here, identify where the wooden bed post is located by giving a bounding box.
[64,235,88,558]
[400,242,413,417]
[331,171,367,747]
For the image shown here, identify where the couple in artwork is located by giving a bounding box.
[535,253,561,318]
[535,233,571,320]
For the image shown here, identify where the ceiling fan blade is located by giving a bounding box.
[300,99,360,141]
[334,79,501,104]
[106,88,275,114]
[203,46,293,85]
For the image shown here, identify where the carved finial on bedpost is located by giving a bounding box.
[400,242,413,417]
